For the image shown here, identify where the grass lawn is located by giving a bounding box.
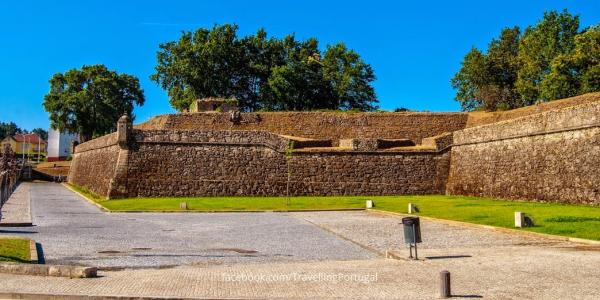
[0,237,31,263]
[68,184,600,241]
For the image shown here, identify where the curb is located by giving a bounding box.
[29,239,38,264]
[61,183,109,212]
[0,263,97,278]
[0,221,33,227]
[367,209,600,245]
[109,208,366,213]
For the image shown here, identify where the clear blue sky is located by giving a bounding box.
[1,1,598,131]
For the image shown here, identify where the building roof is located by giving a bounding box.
[12,134,46,144]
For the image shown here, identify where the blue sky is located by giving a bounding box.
[0,1,598,131]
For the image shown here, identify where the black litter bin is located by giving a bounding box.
[402,217,422,244]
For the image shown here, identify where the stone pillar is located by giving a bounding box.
[109,114,133,198]
[117,114,132,149]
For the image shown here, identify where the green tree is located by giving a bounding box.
[265,37,336,110]
[151,24,378,112]
[31,128,48,141]
[451,48,489,111]
[452,10,599,111]
[323,43,377,111]
[540,25,600,100]
[43,65,145,142]
[451,27,521,111]
[0,122,25,140]
[516,10,580,104]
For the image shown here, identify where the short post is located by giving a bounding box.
[408,203,419,214]
[366,200,374,209]
[180,202,188,210]
[440,270,451,298]
[515,212,525,228]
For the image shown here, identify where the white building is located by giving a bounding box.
[47,128,79,162]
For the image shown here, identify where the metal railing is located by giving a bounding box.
[0,146,22,208]
[0,169,20,207]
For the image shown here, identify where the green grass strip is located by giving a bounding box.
[0,238,31,263]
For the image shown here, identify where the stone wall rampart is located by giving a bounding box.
[74,133,118,153]
[447,101,600,205]
[137,111,469,145]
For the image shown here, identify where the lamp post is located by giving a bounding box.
[21,136,25,162]
[37,135,41,163]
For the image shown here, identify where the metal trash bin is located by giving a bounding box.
[401,217,422,259]
[402,217,421,244]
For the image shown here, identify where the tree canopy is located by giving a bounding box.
[0,122,25,140]
[151,24,377,112]
[31,128,48,141]
[452,10,598,111]
[43,64,145,142]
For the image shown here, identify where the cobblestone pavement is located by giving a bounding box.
[0,182,374,267]
[1,183,599,299]
[1,244,599,299]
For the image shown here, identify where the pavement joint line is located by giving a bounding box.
[299,217,385,257]
[367,209,600,245]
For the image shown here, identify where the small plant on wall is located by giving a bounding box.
[285,141,295,207]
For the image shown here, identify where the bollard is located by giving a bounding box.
[440,270,451,298]
[515,212,525,228]
[366,200,374,209]
[180,202,188,210]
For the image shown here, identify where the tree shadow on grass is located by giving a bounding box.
[0,255,30,263]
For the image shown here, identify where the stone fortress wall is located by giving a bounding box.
[447,98,600,205]
[69,92,600,205]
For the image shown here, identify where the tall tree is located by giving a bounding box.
[451,27,521,111]
[31,128,48,141]
[323,43,377,111]
[265,37,336,110]
[540,25,600,100]
[516,10,580,104]
[151,24,378,112]
[43,65,145,142]
[0,122,25,140]
[452,9,598,111]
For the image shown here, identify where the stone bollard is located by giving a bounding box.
[180,202,188,210]
[515,212,525,228]
[366,200,374,209]
[408,203,419,214]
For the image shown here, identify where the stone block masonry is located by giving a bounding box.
[137,111,469,145]
[68,93,600,204]
[447,100,600,205]
[112,130,450,197]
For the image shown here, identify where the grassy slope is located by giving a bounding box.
[0,238,31,263]
[68,184,600,240]
[372,195,600,241]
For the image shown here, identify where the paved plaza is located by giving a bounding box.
[0,182,599,299]
[2,182,374,268]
